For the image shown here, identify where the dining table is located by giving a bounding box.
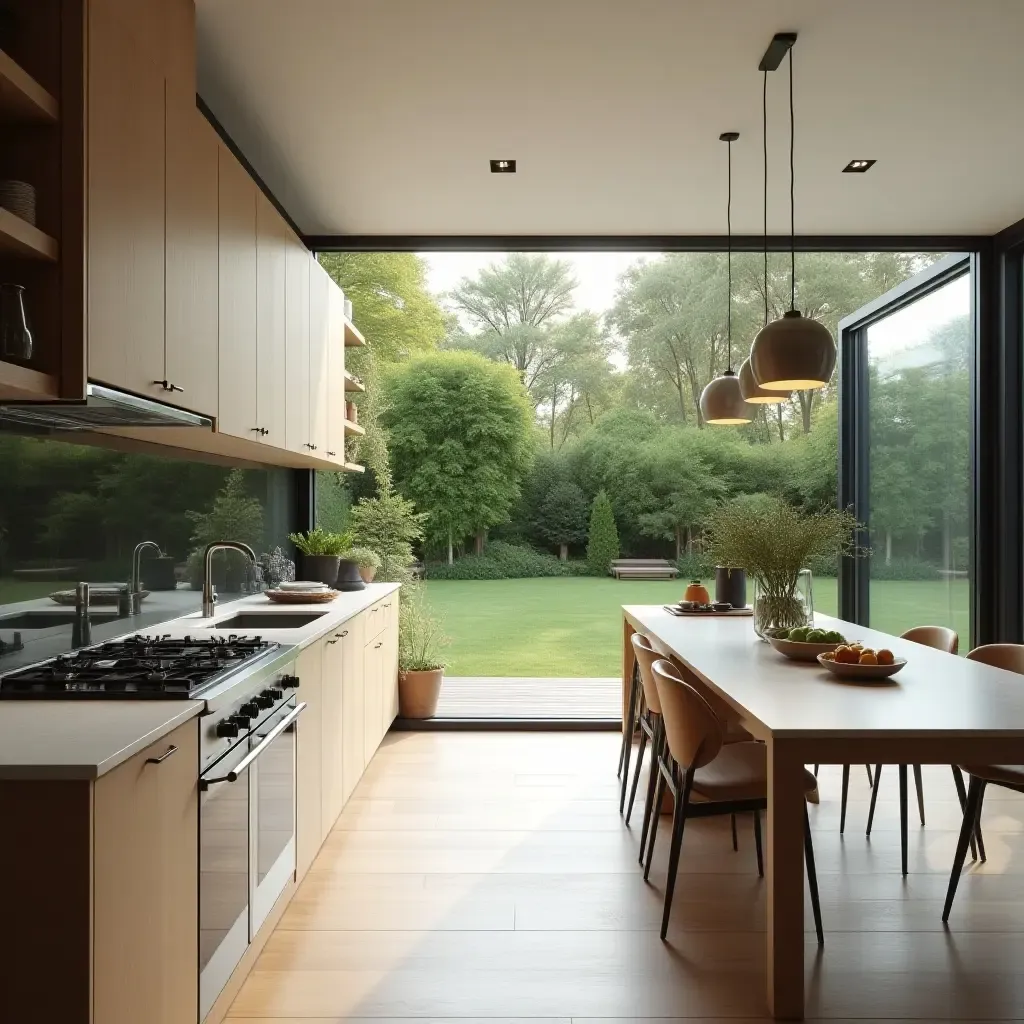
[622,606,1024,1020]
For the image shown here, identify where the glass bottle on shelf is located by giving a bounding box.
[0,284,33,365]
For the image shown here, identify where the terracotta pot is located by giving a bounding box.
[398,668,444,719]
[302,554,341,587]
[358,565,377,583]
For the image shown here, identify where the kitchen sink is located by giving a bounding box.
[0,611,121,630]
[205,611,327,630]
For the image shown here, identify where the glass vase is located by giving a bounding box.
[0,283,33,365]
[752,569,814,640]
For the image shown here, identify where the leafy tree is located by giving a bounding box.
[448,254,577,395]
[536,480,589,559]
[383,351,534,562]
[318,252,446,367]
[349,488,427,584]
[586,489,620,575]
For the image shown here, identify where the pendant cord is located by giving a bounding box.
[763,69,768,327]
[788,47,796,311]
[727,134,732,370]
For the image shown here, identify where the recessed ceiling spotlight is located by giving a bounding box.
[489,159,516,173]
[843,159,876,173]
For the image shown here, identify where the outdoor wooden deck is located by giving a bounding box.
[433,676,620,721]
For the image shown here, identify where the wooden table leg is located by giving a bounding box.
[767,738,806,1019]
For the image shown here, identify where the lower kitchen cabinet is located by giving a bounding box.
[295,641,323,881]
[341,610,367,800]
[0,718,199,1024]
[320,623,346,835]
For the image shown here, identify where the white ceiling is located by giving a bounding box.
[196,0,1024,238]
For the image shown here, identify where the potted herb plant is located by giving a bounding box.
[288,527,348,587]
[706,495,860,640]
[347,546,382,584]
[398,589,449,719]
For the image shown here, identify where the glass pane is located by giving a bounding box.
[866,273,971,642]
[0,435,296,672]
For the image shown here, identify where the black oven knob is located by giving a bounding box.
[264,687,284,701]
[255,693,274,709]
[238,701,260,719]
[281,674,300,689]
[215,719,239,738]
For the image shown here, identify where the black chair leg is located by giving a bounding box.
[813,764,819,776]
[865,764,873,786]
[913,764,926,826]
[975,783,988,863]
[618,668,641,812]
[753,809,764,877]
[840,764,850,835]
[804,804,824,945]
[950,765,978,861]
[731,813,738,851]
[866,764,882,835]
[943,775,985,922]
[660,771,693,941]
[624,724,648,826]
[644,759,668,880]
[899,764,909,877]
[637,719,661,859]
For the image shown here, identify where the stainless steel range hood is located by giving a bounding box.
[0,383,213,432]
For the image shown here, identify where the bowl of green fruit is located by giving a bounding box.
[765,626,847,661]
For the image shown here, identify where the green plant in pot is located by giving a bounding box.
[288,528,349,587]
[347,546,381,584]
[706,495,861,640]
[398,587,450,719]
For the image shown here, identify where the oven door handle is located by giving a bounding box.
[199,702,307,790]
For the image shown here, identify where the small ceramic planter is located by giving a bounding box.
[399,668,445,719]
[358,564,377,584]
[336,558,366,591]
[302,554,341,587]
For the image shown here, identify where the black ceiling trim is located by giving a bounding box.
[304,234,989,254]
[196,94,307,244]
[995,214,1024,250]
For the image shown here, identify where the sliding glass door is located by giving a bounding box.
[838,255,973,644]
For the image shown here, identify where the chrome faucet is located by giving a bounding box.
[130,540,164,614]
[202,541,258,618]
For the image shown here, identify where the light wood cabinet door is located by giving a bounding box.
[217,145,258,439]
[308,260,331,456]
[341,611,367,799]
[295,641,323,881]
[93,719,199,1024]
[363,635,385,760]
[256,194,287,446]
[165,105,219,417]
[326,281,347,462]
[320,629,345,837]
[383,595,400,728]
[285,233,311,453]
[87,0,167,396]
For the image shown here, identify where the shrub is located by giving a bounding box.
[345,546,381,571]
[289,527,351,556]
[348,488,426,584]
[586,490,620,576]
[535,480,589,559]
[675,551,714,580]
[424,541,588,580]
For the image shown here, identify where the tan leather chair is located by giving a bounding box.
[644,659,823,943]
[863,626,960,876]
[943,644,1024,921]
[626,634,665,859]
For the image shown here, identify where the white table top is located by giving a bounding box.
[624,607,1024,740]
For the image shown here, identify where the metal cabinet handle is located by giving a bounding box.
[199,703,307,789]
[374,642,382,649]
[153,380,185,393]
[326,451,336,456]
[335,630,348,638]
[326,638,339,645]
[252,427,268,436]
[145,744,178,765]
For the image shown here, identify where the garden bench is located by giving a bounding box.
[611,558,679,580]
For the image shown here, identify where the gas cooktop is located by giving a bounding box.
[0,635,279,699]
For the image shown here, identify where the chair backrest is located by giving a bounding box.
[630,632,663,714]
[651,658,723,770]
[901,625,959,655]
[967,643,1024,675]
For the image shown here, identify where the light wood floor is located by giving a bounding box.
[228,732,1024,1022]
[434,678,620,720]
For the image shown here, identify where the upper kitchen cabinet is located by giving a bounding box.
[285,230,311,455]
[255,193,287,446]
[163,0,219,417]
[87,0,167,397]
[217,142,259,440]
[308,259,331,457]
[326,277,347,463]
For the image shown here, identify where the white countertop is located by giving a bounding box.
[0,583,400,781]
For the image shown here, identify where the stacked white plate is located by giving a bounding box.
[278,580,330,592]
[0,181,36,225]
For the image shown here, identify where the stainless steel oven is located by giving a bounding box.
[199,687,305,1020]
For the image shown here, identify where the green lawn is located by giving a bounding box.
[422,577,970,677]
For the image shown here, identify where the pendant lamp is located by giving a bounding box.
[749,43,836,390]
[700,132,752,426]
[740,70,791,405]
